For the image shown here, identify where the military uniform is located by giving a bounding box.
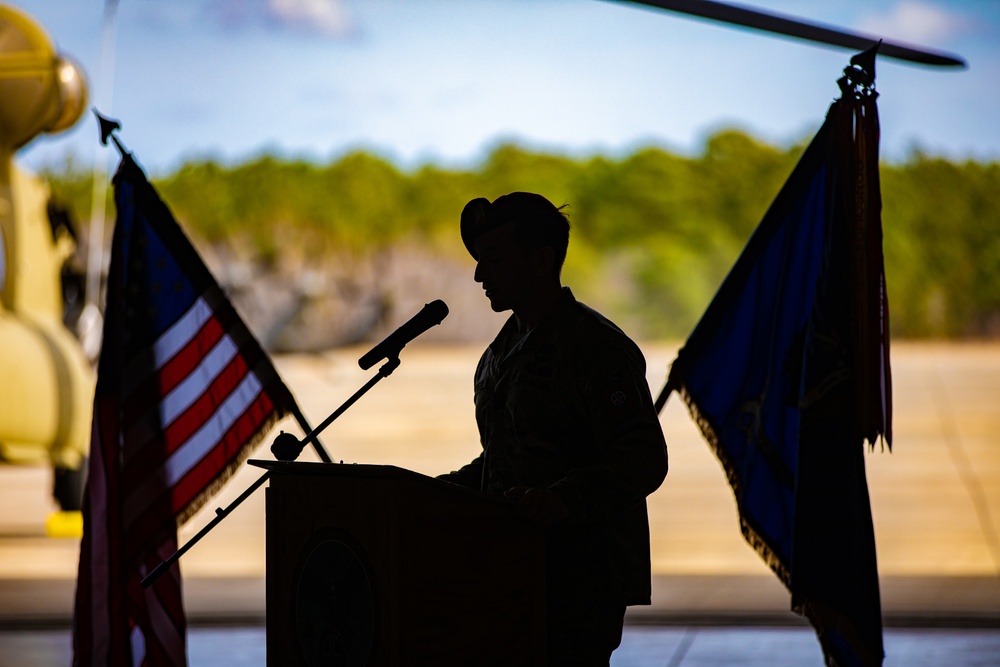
[441,287,668,660]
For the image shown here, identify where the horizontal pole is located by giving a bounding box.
[619,0,966,67]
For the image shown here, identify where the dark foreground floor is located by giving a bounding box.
[2,625,999,666]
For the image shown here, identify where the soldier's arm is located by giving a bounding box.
[549,345,669,522]
[437,452,485,490]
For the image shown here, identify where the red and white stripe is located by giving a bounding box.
[119,287,277,535]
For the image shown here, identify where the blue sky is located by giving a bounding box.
[14,0,1000,176]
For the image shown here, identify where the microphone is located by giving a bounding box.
[358,300,449,370]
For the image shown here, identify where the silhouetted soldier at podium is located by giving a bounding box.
[439,192,669,664]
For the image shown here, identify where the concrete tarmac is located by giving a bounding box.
[1,342,998,663]
[3,625,1000,666]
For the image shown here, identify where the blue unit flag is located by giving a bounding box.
[663,50,891,666]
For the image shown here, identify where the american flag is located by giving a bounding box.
[73,153,300,666]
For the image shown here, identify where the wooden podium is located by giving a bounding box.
[252,460,546,666]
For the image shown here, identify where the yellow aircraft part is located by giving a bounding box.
[0,159,93,470]
[0,311,93,469]
[0,5,93,516]
[0,4,87,149]
[2,162,76,318]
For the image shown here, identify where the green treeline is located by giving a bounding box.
[43,129,1000,339]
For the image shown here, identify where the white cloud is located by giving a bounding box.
[265,0,355,37]
[856,0,970,45]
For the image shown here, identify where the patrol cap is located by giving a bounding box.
[460,192,569,262]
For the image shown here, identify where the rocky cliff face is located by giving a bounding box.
[208,245,507,353]
[63,229,521,356]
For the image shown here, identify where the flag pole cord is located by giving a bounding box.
[140,355,402,589]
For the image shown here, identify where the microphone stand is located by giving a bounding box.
[141,356,402,589]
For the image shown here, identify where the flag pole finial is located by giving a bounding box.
[839,41,880,99]
[94,109,129,157]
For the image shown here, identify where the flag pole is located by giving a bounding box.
[289,405,333,463]
[653,363,679,415]
[653,376,675,414]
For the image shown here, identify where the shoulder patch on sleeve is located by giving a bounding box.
[600,378,639,419]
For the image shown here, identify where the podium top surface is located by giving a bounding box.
[248,459,511,508]
[249,459,427,481]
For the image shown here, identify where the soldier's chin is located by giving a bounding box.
[486,295,510,312]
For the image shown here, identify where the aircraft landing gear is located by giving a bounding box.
[53,459,87,512]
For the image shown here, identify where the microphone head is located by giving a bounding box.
[357,299,450,370]
[426,299,449,323]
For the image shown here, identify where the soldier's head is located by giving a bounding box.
[461,192,570,316]
[461,192,569,275]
